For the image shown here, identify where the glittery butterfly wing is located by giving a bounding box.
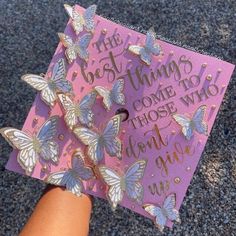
[73,127,103,164]
[163,193,180,223]
[73,115,122,164]
[0,116,59,174]
[102,115,122,160]
[173,105,208,140]
[21,74,57,107]
[172,113,192,140]
[124,160,147,204]
[95,80,125,110]
[94,86,112,110]
[22,59,71,106]
[36,116,59,164]
[83,5,97,32]
[145,29,161,56]
[0,128,37,175]
[72,149,94,180]
[59,92,96,129]
[141,29,161,65]
[47,149,93,196]
[99,166,123,210]
[128,45,143,56]
[51,58,73,94]
[143,204,167,232]
[47,170,84,196]
[128,29,161,65]
[64,4,84,35]
[76,33,92,62]
[192,105,208,136]
[58,94,77,130]
[58,33,77,64]
[110,79,126,106]
[77,91,97,127]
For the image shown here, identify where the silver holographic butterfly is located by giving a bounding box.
[143,193,181,232]
[46,148,94,196]
[99,160,147,210]
[73,115,122,165]
[128,28,162,65]
[21,58,73,107]
[58,91,97,130]
[94,79,125,111]
[172,105,208,140]
[58,32,92,64]
[0,116,60,175]
[64,4,97,35]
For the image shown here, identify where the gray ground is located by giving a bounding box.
[0,0,235,235]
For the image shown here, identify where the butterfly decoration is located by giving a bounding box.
[73,115,122,165]
[0,116,60,175]
[143,193,181,232]
[94,79,126,111]
[46,148,94,196]
[172,105,208,140]
[128,28,162,65]
[99,160,147,210]
[21,58,73,107]
[58,91,97,130]
[64,4,97,35]
[58,32,92,64]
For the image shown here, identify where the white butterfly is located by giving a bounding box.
[64,4,97,35]
[143,193,181,232]
[73,115,122,165]
[99,160,147,210]
[94,79,125,111]
[58,91,97,130]
[21,58,73,107]
[172,105,208,140]
[0,116,59,175]
[46,148,94,196]
[58,32,92,64]
[128,28,162,65]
